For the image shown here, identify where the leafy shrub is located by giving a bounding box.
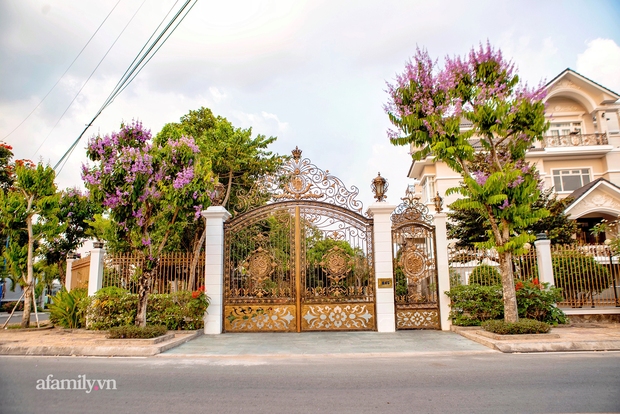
[445,284,504,326]
[482,318,551,335]
[85,286,209,330]
[1,301,24,312]
[446,279,567,326]
[107,325,167,339]
[48,288,88,328]
[515,279,567,324]
[468,264,501,286]
[84,287,137,330]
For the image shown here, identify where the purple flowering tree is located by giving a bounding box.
[385,43,548,322]
[82,121,210,326]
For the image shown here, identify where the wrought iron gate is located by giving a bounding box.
[223,148,375,332]
[391,190,440,329]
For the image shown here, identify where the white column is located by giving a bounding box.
[367,202,397,333]
[87,247,105,296]
[202,206,231,334]
[535,238,554,286]
[65,255,75,291]
[433,213,452,331]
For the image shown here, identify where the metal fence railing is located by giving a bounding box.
[448,246,537,287]
[103,252,205,294]
[551,244,619,308]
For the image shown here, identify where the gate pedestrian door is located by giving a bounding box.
[223,148,375,332]
[391,190,440,329]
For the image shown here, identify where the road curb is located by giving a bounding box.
[0,330,202,357]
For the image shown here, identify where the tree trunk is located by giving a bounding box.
[188,227,206,290]
[135,269,154,327]
[21,209,35,328]
[498,251,519,323]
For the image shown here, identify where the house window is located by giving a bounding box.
[421,176,435,203]
[552,169,591,192]
[549,122,582,136]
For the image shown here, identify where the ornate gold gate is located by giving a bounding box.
[391,190,440,329]
[223,148,375,332]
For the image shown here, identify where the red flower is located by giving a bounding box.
[532,278,539,285]
[515,281,524,291]
[192,291,200,299]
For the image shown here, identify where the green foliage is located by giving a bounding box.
[481,318,551,335]
[445,284,504,326]
[84,287,137,330]
[448,189,578,248]
[0,162,62,327]
[468,264,501,286]
[48,288,88,328]
[515,279,567,324]
[552,250,611,305]
[107,325,167,339]
[85,287,209,330]
[446,279,566,326]
[1,301,24,312]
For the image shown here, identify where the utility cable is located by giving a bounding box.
[114,0,197,101]
[4,0,122,143]
[35,0,147,159]
[54,0,196,174]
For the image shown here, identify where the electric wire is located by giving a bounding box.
[35,0,147,160]
[3,0,123,143]
[53,0,196,174]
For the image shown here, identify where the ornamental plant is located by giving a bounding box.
[386,42,549,322]
[82,120,213,327]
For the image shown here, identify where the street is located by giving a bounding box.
[0,352,619,413]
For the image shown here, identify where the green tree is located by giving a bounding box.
[385,43,548,322]
[448,188,577,247]
[157,107,285,285]
[42,188,102,283]
[0,162,62,327]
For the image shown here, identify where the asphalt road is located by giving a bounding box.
[0,311,50,326]
[0,353,619,414]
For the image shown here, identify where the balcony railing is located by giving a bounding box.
[543,132,608,148]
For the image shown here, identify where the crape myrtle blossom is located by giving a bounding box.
[385,42,550,324]
[82,120,212,327]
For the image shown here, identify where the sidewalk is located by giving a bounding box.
[1,324,619,357]
[452,323,620,353]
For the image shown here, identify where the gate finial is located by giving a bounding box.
[292,146,302,160]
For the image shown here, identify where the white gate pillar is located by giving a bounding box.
[87,246,105,296]
[535,236,554,286]
[202,206,231,334]
[65,254,76,291]
[432,213,452,331]
[367,202,397,332]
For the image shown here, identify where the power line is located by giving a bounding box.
[34,0,147,159]
[54,0,197,174]
[3,0,123,143]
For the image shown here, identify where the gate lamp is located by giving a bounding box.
[371,172,388,202]
[212,182,226,206]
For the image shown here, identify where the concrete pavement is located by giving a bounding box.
[1,322,619,357]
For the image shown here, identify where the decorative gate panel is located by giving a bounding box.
[223,148,375,332]
[391,190,440,330]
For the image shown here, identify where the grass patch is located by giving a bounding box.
[482,318,551,335]
[107,325,168,339]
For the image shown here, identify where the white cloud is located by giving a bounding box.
[576,38,620,93]
[208,87,227,102]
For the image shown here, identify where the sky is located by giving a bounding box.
[1,0,620,209]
